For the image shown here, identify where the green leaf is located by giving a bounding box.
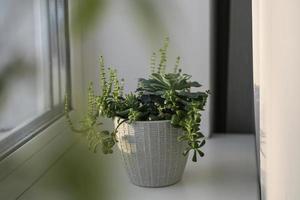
[189,81,202,87]
[196,132,205,138]
[197,149,205,157]
[183,147,191,156]
[171,114,180,125]
[177,134,189,141]
[192,150,197,162]
[199,140,206,147]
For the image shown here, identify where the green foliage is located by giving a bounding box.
[137,62,209,161]
[65,38,209,162]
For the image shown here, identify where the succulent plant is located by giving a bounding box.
[137,71,209,161]
[65,37,209,162]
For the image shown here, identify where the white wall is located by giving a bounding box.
[253,0,300,199]
[81,0,212,136]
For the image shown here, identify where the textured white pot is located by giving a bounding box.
[114,119,188,187]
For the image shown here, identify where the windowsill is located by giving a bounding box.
[17,134,259,200]
[0,130,11,141]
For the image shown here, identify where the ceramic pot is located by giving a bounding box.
[115,119,188,187]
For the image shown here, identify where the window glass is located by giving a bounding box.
[0,0,70,158]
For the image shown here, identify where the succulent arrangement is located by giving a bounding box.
[65,38,209,162]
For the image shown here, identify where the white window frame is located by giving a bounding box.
[0,0,71,159]
[0,1,85,199]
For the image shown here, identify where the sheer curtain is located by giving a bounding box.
[252,0,300,199]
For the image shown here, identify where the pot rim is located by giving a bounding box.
[114,117,171,124]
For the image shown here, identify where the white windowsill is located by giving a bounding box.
[16,134,259,200]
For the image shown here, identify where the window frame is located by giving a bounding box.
[0,0,71,160]
[0,0,85,198]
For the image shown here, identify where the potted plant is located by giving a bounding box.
[65,38,209,187]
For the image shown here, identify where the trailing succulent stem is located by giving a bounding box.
[65,37,209,162]
[157,37,169,74]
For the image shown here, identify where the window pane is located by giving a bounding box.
[0,0,70,158]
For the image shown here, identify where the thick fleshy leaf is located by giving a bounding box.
[189,81,202,87]
[199,139,206,147]
[183,147,191,156]
[192,150,197,162]
[197,149,205,157]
